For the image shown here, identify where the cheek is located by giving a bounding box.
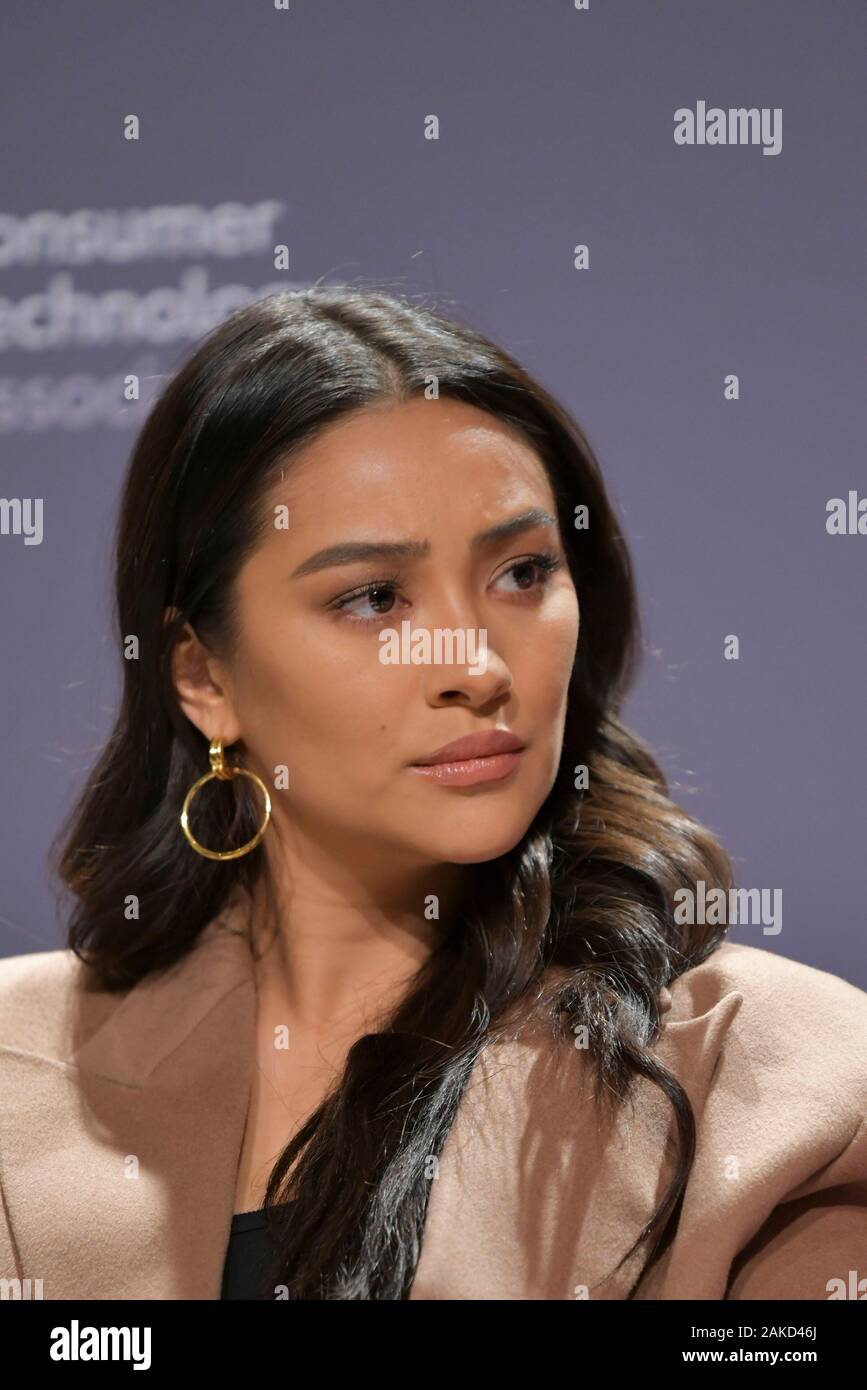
[231,626,410,753]
[526,596,579,711]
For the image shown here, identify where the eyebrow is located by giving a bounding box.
[288,507,559,579]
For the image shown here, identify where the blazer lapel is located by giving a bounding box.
[408,987,745,1299]
[1,899,257,1299]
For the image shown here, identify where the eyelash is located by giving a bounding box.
[328,551,565,625]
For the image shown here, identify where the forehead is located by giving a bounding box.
[265,397,556,532]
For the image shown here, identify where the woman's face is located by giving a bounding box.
[196,396,579,867]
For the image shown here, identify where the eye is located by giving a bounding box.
[329,579,408,624]
[492,552,564,594]
[327,551,565,625]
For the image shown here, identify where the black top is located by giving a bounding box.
[221,1203,295,1300]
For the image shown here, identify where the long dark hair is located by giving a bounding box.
[53,284,733,1299]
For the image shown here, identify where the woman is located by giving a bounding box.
[1,286,865,1301]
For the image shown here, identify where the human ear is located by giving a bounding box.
[167,611,242,746]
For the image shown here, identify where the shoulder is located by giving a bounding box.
[663,939,867,1140]
[0,944,85,1010]
[669,938,867,1046]
[654,941,867,1297]
[671,936,866,1010]
[0,946,108,1060]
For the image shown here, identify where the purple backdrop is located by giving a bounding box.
[1,0,864,985]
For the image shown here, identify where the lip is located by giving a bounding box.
[409,730,527,788]
[411,730,526,766]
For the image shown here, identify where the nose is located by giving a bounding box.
[399,577,514,708]
[417,627,513,709]
[427,659,512,708]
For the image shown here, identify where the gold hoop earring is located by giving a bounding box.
[180,736,272,861]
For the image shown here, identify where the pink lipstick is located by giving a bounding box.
[409,730,526,787]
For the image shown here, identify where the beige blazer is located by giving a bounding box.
[1,898,866,1301]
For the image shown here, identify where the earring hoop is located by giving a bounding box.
[180,737,272,860]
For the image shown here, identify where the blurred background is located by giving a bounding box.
[1,0,864,983]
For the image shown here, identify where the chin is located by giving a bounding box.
[432,822,536,865]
